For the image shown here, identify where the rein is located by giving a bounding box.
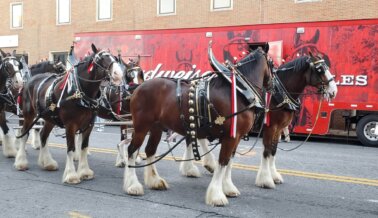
[277,96,323,151]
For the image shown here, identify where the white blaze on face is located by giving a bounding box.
[324,68,337,100]
[111,62,123,86]
[10,59,23,89]
[132,70,139,84]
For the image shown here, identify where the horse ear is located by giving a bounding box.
[0,49,6,58]
[12,50,17,56]
[309,51,314,58]
[136,55,140,65]
[91,44,98,53]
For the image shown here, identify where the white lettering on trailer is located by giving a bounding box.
[335,75,368,86]
[366,105,373,108]
[144,63,212,80]
[328,103,335,106]
[351,104,358,107]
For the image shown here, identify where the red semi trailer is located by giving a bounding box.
[74,19,378,146]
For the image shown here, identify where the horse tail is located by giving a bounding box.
[16,115,42,138]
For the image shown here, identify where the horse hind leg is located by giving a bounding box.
[179,139,201,178]
[144,126,169,190]
[38,121,58,171]
[77,126,94,180]
[206,137,240,206]
[14,119,33,170]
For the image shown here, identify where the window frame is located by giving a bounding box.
[295,0,322,3]
[10,2,23,29]
[56,0,71,25]
[211,0,233,12]
[49,51,68,63]
[96,0,113,22]
[157,0,176,16]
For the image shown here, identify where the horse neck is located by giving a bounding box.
[0,70,7,92]
[76,65,102,99]
[277,69,307,100]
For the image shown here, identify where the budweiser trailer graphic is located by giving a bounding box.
[75,19,378,147]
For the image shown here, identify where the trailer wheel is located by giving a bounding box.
[356,115,378,147]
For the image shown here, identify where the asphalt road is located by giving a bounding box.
[0,125,377,218]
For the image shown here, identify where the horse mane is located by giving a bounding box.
[236,48,265,75]
[277,56,309,75]
[30,61,52,70]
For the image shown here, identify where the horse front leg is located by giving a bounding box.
[179,139,201,178]
[123,129,147,195]
[255,126,277,189]
[0,111,17,157]
[270,136,283,185]
[144,126,168,190]
[38,121,58,171]
[31,128,41,150]
[62,126,80,184]
[77,126,94,180]
[206,137,240,206]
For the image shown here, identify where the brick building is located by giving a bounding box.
[0,0,377,63]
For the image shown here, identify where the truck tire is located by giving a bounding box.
[356,114,378,147]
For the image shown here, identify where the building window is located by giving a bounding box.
[56,0,71,25]
[295,0,321,3]
[97,0,112,21]
[51,51,68,63]
[10,3,23,29]
[211,0,233,11]
[157,0,176,16]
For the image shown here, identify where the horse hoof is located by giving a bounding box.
[63,174,81,184]
[126,184,144,196]
[179,163,201,178]
[255,181,276,189]
[147,178,169,190]
[206,195,229,207]
[3,148,17,158]
[79,169,94,180]
[14,163,28,171]
[43,163,59,171]
[224,186,240,197]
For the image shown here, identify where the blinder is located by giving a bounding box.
[307,57,334,93]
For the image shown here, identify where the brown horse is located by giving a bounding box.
[121,42,272,206]
[0,49,24,157]
[14,44,123,184]
[255,53,337,188]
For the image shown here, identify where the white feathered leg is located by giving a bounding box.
[2,132,17,158]
[179,143,201,177]
[115,139,129,167]
[14,134,29,170]
[73,134,82,161]
[62,151,80,184]
[144,156,169,190]
[31,129,41,150]
[255,153,275,189]
[198,139,216,173]
[269,155,283,184]
[78,147,94,180]
[38,141,58,171]
[206,163,228,206]
[123,150,144,195]
[222,159,240,197]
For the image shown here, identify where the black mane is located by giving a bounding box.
[277,56,309,74]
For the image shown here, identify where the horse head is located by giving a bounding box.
[124,55,144,85]
[0,49,23,90]
[53,57,66,74]
[306,52,338,100]
[90,44,123,86]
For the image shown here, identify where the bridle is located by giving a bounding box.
[307,57,334,93]
[0,56,23,89]
[76,51,117,83]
